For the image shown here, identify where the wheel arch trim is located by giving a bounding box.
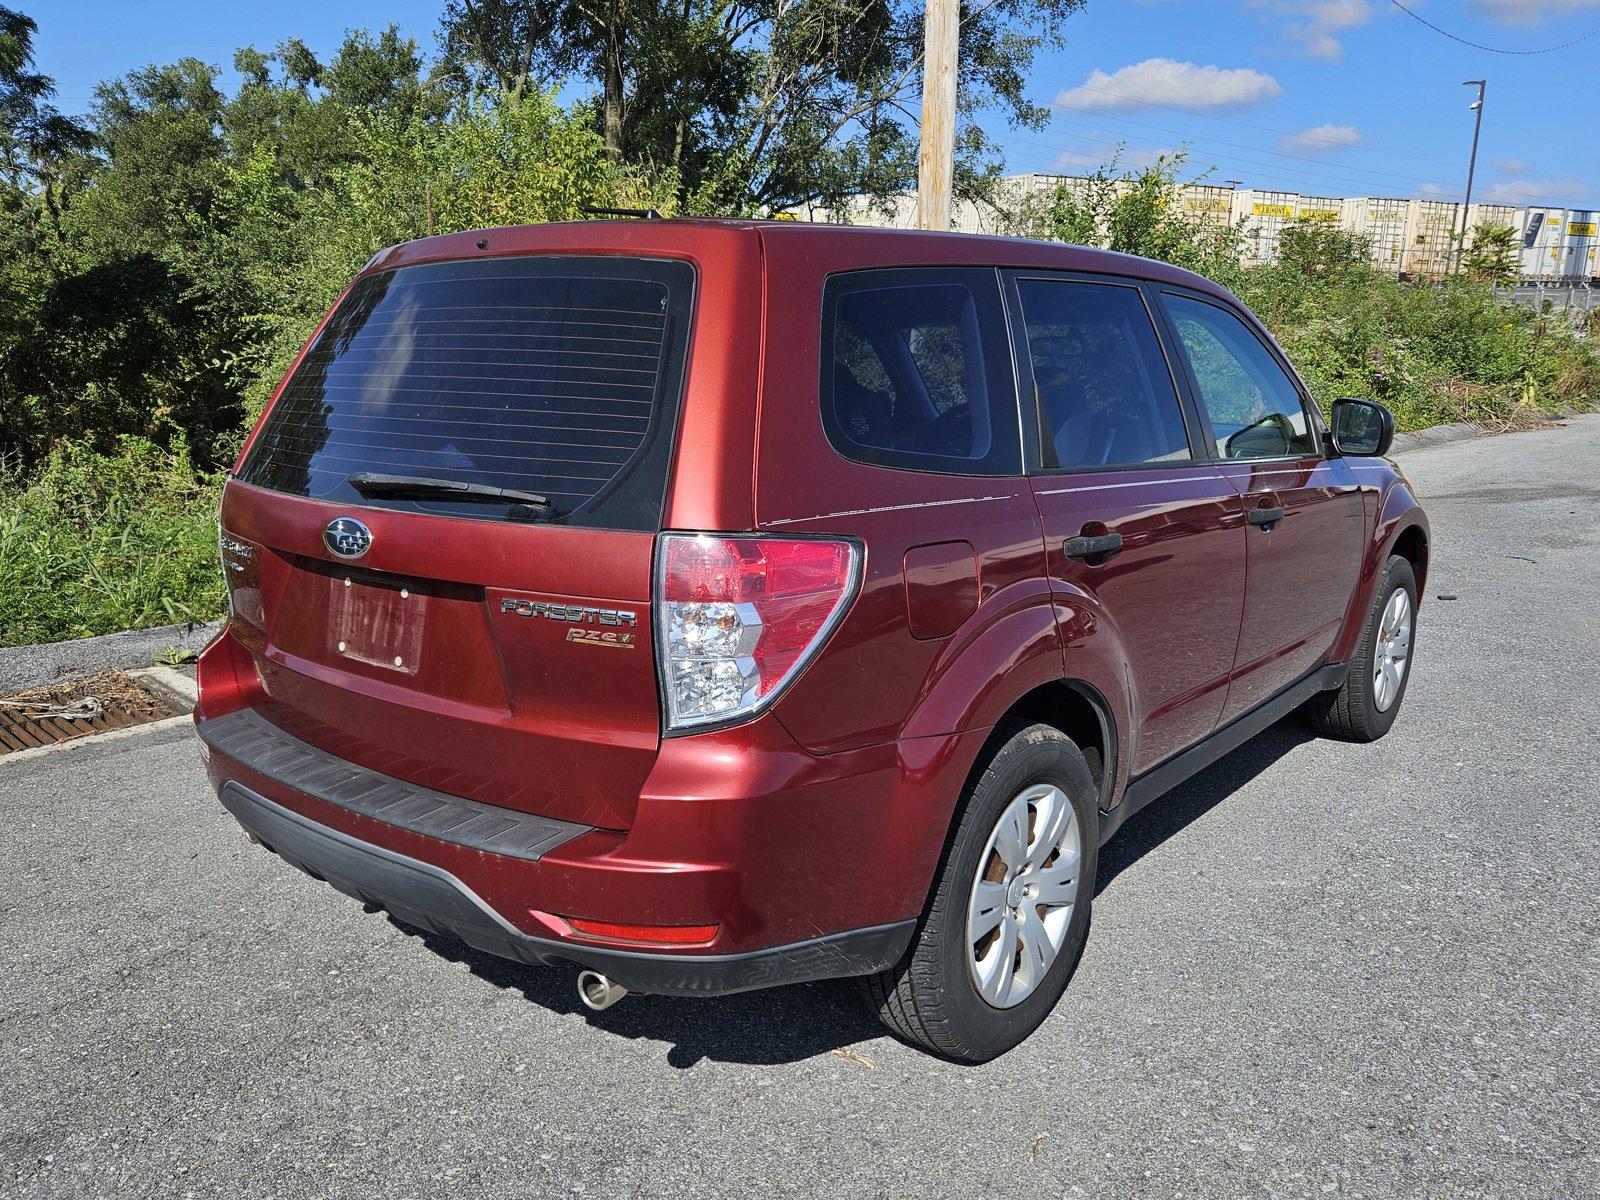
[1333,484,1430,665]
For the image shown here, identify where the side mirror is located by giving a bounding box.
[1330,398,1394,457]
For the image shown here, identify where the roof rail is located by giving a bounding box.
[581,205,664,220]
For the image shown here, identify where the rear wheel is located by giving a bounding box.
[1305,554,1417,741]
[862,723,1098,1062]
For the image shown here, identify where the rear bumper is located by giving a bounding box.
[195,628,981,993]
[219,779,912,996]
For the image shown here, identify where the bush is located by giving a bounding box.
[0,438,225,647]
[1237,263,1600,430]
[1014,151,1246,285]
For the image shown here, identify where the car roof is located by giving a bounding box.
[746,220,1229,294]
[363,217,1234,303]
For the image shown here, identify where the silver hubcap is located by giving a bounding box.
[1373,588,1412,712]
[966,783,1082,1009]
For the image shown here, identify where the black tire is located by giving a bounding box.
[1304,554,1417,741]
[861,723,1099,1063]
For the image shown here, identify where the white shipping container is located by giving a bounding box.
[1242,189,1300,265]
[1561,210,1598,282]
[1343,197,1409,271]
[1518,208,1567,282]
[1404,199,1459,278]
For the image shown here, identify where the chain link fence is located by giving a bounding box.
[1495,284,1599,335]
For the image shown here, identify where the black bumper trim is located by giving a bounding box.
[199,709,590,862]
[219,781,916,997]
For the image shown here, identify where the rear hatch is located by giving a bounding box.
[219,252,696,830]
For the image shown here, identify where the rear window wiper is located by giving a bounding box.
[347,472,556,513]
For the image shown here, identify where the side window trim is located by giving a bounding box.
[820,266,1024,477]
[1001,268,1210,476]
[1155,285,1327,463]
[996,267,1042,473]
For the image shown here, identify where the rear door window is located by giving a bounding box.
[1016,279,1193,469]
[822,268,1020,475]
[238,255,695,530]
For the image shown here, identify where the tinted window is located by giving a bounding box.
[1018,280,1191,469]
[822,269,1020,475]
[1162,294,1318,460]
[238,256,694,530]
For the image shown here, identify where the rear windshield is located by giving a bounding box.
[238,255,695,530]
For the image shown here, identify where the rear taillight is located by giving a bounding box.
[656,533,861,732]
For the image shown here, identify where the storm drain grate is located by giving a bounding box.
[0,671,185,756]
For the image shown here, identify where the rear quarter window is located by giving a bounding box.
[238,255,695,530]
[821,268,1020,475]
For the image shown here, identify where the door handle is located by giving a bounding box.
[1063,532,1124,560]
[1247,506,1286,527]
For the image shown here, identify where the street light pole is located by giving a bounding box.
[916,0,958,231]
[1456,80,1486,274]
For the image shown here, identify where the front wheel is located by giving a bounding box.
[1305,554,1418,741]
[861,723,1098,1062]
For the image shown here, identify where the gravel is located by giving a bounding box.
[2,416,1596,1199]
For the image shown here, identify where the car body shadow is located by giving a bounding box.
[388,917,887,1069]
[395,715,1319,1067]
[1094,718,1317,897]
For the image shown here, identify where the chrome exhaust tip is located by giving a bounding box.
[576,970,628,1011]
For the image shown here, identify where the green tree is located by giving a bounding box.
[1022,152,1246,283]
[1277,217,1372,280]
[69,59,228,260]
[0,6,91,228]
[1,11,670,472]
[437,0,1087,213]
[1,5,93,462]
[2,23,464,469]
[1460,222,1518,287]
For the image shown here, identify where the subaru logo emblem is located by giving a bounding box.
[324,516,372,560]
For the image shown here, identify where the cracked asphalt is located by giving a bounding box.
[2,416,1596,1199]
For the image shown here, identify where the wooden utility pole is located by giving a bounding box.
[916,0,958,231]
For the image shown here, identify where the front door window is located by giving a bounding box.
[1163,294,1318,460]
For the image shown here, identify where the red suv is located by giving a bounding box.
[197,219,1429,1061]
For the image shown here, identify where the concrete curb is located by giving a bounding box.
[1389,421,1482,456]
[1390,408,1595,457]
[0,619,222,693]
[128,664,200,706]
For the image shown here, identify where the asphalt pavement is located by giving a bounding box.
[3,416,1597,1199]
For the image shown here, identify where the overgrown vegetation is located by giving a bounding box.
[0,439,224,645]
[1,9,1596,647]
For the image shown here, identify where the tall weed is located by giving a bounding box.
[0,439,224,647]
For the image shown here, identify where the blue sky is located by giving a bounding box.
[30,0,1600,210]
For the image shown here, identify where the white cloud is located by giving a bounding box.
[1468,0,1600,25]
[1055,59,1283,113]
[1276,123,1364,156]
[1480,177,1595,204]
[1492,158,1533,174]
[1267,0,1374,60]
